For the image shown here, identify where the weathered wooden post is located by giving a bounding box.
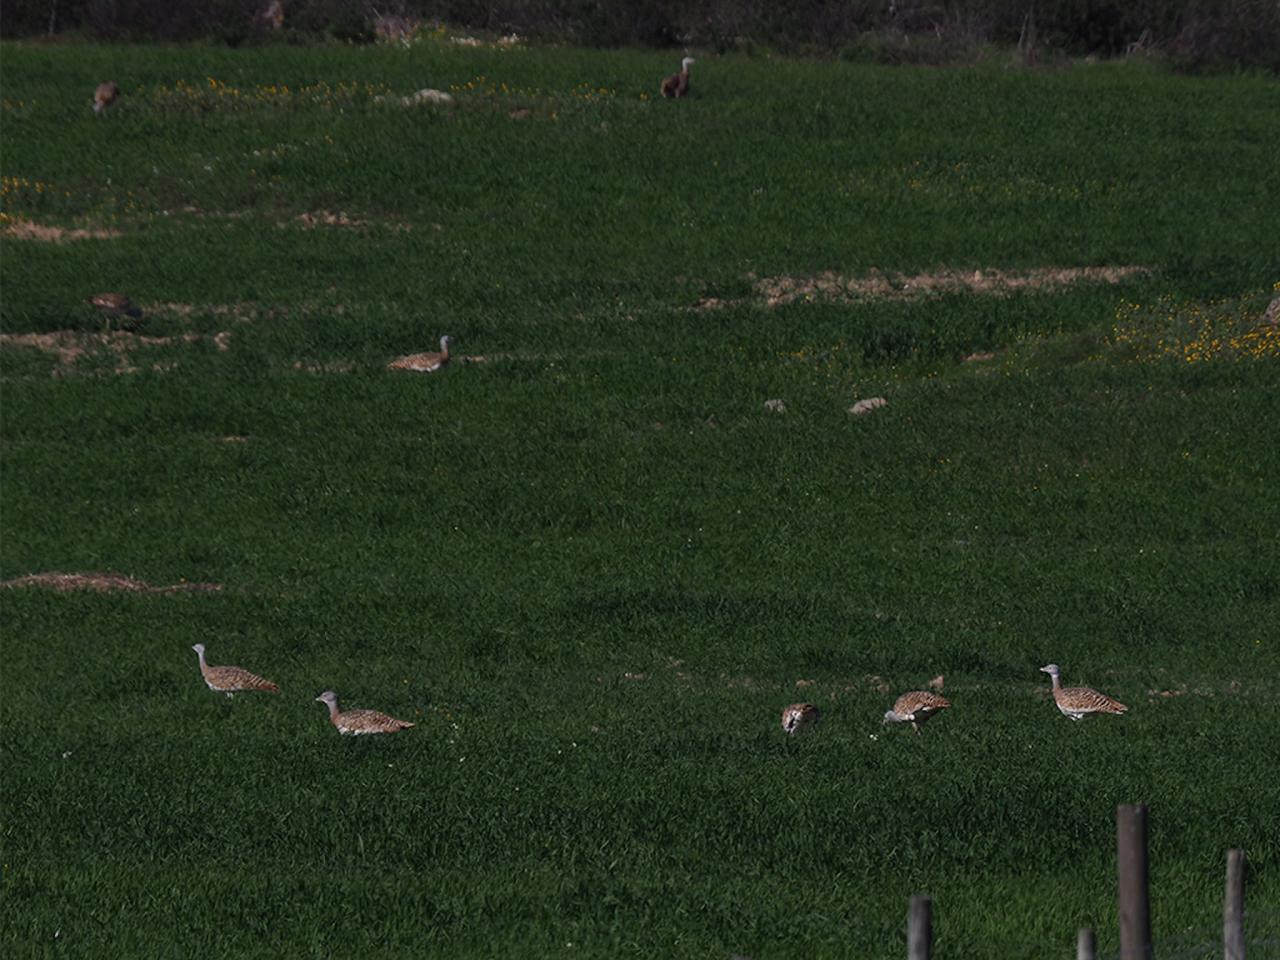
[1224,849,1246,960]
[908,894,932,960]
[1077,927,1097,960]
[1117,804,1152,960]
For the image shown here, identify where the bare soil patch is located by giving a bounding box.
[287,210,411,232]
[694,265,1150,310]
[151,301,259,320]
[3,219,122,243]
[0,329,231,376]
[758,265,1150,306]
[1,572,223,594]
[292,359,358,374]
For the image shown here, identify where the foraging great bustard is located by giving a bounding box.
[661,58,695,99]
[1039,664,1127,721]
[315,690,414,735]
[781,702,821,735]
[387,335,452,373]
[883,691,951,734]
[87,292,142,317]
[191,643,280,697]
[93,82,120,115]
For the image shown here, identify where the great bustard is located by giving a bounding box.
[93,82,120,115]
[191,643,280,697]
[86,292,143,332]
[387,335,452,373]
[315,690,414,735]
[1039,664,1127,720]
[661,58,695,99]
[781,702,821,735]
[883,691,951,734]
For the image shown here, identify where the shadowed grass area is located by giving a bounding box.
[2,40,1278,960]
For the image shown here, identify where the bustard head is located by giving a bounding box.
[315,690,338,706]
[440,334,452,350]
[882,709,901,725]
[682,57,696,71]
[192,643,206,655]
[1039,663,1061,678]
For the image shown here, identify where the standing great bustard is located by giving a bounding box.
[93,82,120,115]
[661,58,695,99]
[781,702,821,735]
[87,292,143,332]
[191,643,280,697]
[883,691,951,734]
[315,690,414,735]
[1039,664,1127,721]
[387,335,452,373]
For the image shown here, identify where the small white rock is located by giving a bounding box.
[848,396,888,416]
[402,88,454,106]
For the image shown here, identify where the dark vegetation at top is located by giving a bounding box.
[8,0,1280,73]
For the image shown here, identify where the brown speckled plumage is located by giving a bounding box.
[661,58,694,99]
[87,292,142,319]
[388,334,452,373]
[1040,664,1127,720]
[315,690,414,735]
[192,643,279,696]
[781,702,821,735]
[94,82,119,114]
[884,691,951,733]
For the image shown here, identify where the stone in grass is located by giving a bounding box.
[1264,295,1280,326]
[848,396,888,416]
[763,398,787,414]
[377,89,454,107]
[402,89,453,106]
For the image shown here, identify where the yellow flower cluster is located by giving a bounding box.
[1,98,35,116]
[843,158,1091,202]
[0,175,73,221]
[447,74,637,109]
[1109,290,1280,364]
[152,77,390,113]
[449,74,542,98]
[1,175,56,197]
[782,340,850,368]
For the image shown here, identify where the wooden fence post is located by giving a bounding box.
[1117,803,1152,960]
[1224,849,1246,960]
[1077,927,1097,960]
[908,894,932,960]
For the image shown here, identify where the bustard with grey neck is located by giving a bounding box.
[661,58,695,99]
[315,690,414,735]
[192,643,280,697]
[1039,663,1127,720]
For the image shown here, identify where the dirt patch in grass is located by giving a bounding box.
[152,301,259,320]
[1,572,223,594]
[3,219,122,243]
[694,265,1151,310]
[287,210,411,232]
[0,329,231,376]
[291,359,358,374]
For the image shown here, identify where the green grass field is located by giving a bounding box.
[2,38,1278,959]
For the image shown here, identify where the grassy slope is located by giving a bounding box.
[2,41,1279,959]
